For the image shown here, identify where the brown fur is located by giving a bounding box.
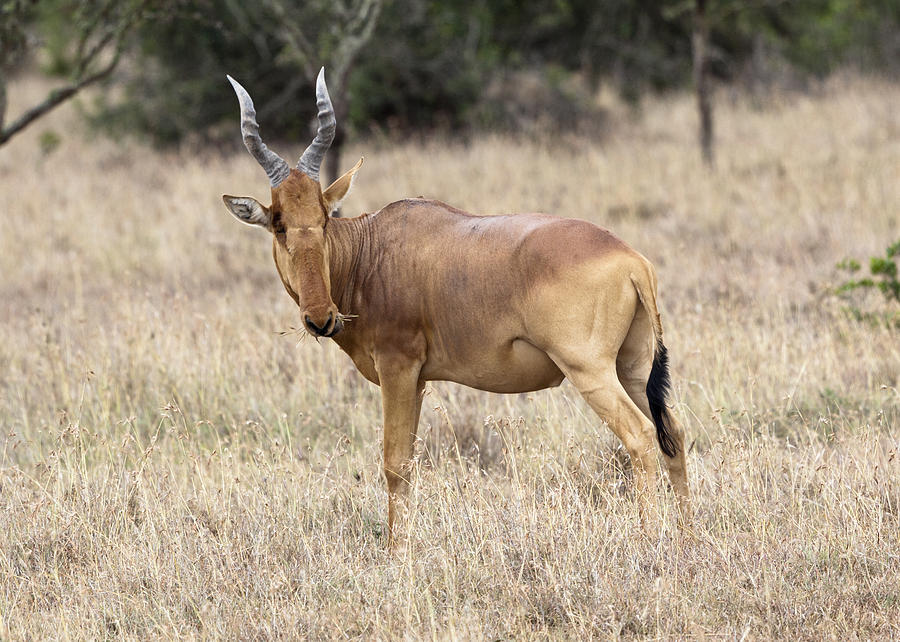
[224,168,691,545]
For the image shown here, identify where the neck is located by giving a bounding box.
[325,215,371,316]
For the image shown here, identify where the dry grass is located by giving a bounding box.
[1,73,899,639]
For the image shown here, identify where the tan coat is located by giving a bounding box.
[225,169,691,543]
[223,71,689,544]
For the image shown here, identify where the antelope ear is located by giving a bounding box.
[322,157,363,215]
[222,195,272,229]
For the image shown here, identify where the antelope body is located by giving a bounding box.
[222,69,691,543]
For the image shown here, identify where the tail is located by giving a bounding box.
[647,341,677,457]
[630,269,678,458]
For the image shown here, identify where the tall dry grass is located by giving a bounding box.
[1,73,898,639]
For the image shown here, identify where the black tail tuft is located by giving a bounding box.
[647,341,678,458]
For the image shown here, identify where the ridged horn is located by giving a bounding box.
[297,67,336,182]
[226,75,290,188]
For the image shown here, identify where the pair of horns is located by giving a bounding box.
[226,67,335,187]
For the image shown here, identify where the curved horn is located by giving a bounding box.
[226,75,290,188]
[297,67,336,182]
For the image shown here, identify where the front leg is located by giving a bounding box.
[376,352,425,548]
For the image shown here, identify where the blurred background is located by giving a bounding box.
[3,0,899,172]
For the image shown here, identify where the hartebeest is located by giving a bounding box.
[222,69,691,542]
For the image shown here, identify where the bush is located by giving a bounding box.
[836,239,900,327]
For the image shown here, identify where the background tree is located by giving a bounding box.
[0,0,32,138]
[238,0,382,188]
[0,0,167,147]
[19,0,897,153]
[693,0,713,167]
[95,0,381,191]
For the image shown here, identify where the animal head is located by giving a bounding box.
[222,68,362,338]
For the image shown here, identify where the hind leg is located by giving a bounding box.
[553,355,662,530]
[617,323,691,524]
[619,369,691,524]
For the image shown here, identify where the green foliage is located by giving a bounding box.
[89,1,280,145]
[1,0,33,129]
[26,0,900,144]
[38,127,59,153]
[836,239,900,327]
[1,0,34,70]
[25,0,171,76]
[347,0,494,131]
[484,0,694,100]
[92,0,385,145]
[774,0,900,76]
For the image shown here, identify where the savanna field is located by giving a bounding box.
[1,74,899,639]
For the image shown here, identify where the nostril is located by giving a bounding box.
[304,313,334,335]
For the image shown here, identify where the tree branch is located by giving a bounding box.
[0,51,121,146]
[261,0,316,80]
[0,0,154,148]
[332,0,382,93]
[74,0,121,64]
[0,69,7,133]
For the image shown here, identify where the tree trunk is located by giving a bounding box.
[693,0,714,168]
[326,139,345,215]
[325,74,351,216]
[0,71,7,134]
[325,101,346,190]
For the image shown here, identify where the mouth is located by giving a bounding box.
[322,317,343,337]
[304,313,343,338]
